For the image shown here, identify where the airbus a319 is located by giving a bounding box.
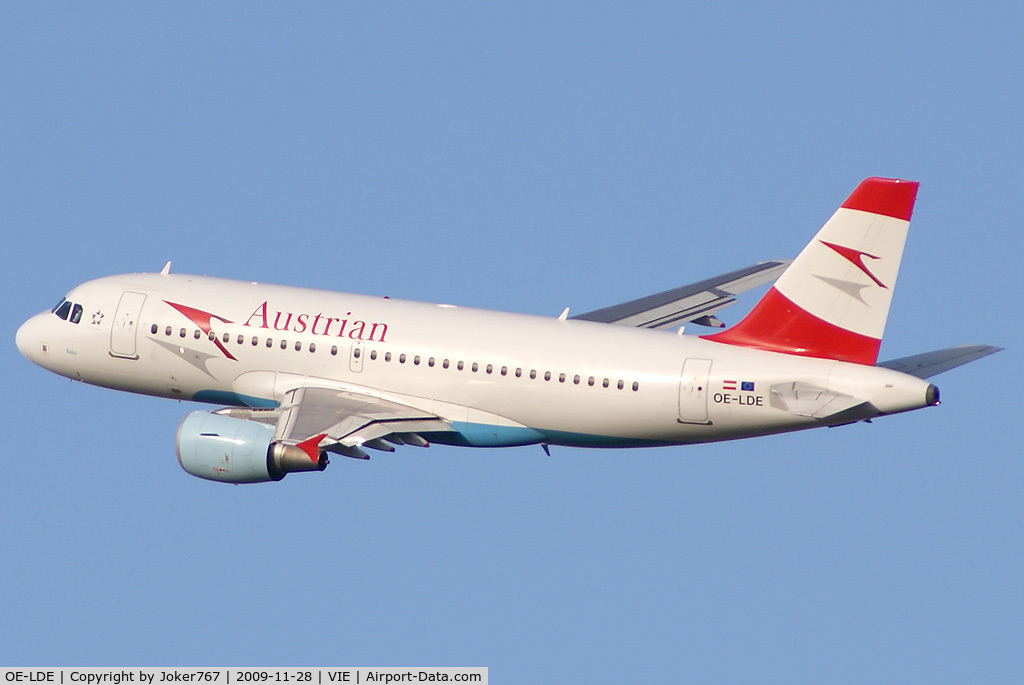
[16,178,1000,484]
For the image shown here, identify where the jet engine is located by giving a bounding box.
[176,410,328,484]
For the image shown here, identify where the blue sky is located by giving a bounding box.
[2,2,1020,681]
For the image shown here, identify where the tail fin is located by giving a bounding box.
[704,177,919,365]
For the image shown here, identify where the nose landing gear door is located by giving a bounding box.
[110,291,147,359]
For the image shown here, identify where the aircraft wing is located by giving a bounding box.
[217,386,454,460]
[877,344,1003,379]
[570,260,790,330]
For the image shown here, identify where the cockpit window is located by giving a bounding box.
[52,298,84,324]
[54,300,72,321]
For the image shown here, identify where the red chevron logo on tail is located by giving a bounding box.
[819,241,888,289]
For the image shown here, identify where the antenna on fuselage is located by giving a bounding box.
[160,261,172,275]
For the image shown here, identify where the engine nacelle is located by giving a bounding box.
[176,410,328,484]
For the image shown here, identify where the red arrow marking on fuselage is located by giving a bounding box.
[164,300,238,361]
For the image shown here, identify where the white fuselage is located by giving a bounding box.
[16,272,936,448]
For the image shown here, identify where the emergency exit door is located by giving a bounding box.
[678,358,712,424]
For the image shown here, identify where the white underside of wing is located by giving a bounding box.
[274,385,452,447]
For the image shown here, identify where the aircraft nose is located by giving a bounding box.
[15,318,31,358]
[15,313,44,361]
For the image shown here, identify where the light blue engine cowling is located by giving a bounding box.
[176,410,328,484]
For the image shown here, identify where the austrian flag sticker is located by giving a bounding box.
[723,380,756,391]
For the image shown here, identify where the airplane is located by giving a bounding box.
[15,177,1000,484]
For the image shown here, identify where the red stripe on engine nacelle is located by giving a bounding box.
[702,288,881,365]
[297,433,327,463]
[840,177,919,221]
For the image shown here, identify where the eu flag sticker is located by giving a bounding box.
[741,381,755,392]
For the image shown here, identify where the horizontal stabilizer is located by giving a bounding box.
[877,344,1003,379]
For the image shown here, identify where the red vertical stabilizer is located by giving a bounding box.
[704,177,919,365]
